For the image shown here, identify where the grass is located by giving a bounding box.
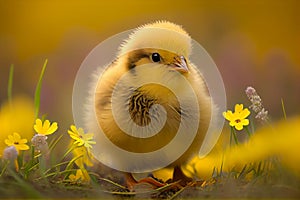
[0,61,299,199]
[7,64,14,105]
[34,59,48,119]
[1,163,299,199]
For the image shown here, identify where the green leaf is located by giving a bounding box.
[7,64,14,105]
[65,154,83,171]
[48,134,63,153]
[34,59,48,119]
[281,98,287,120]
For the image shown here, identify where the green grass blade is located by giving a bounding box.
[281,98,287,120]
[48,134,64,152]
[35,169,76,181]
[7,64,14,105]
[43,160,71,175]
[155,181,181,192]
[231,127,239,145]
[89,173,127,190]
[65,154,83,170]
[34,59,48,119]
[61,145,76,162]
[168,186,186,200]
[108,191,136,195]
[238,164,248,179]
[0,161,9,177]
[219,153,225,177]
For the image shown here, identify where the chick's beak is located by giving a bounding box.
[172,55,189,73]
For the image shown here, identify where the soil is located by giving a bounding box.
[1,175,299,199]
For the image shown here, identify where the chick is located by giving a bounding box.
[86,21,213,184]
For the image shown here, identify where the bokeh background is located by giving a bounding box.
[0,0,299,132]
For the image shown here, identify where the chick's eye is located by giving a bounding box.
[151,53,161,62]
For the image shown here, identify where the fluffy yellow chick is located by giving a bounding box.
[85,21,213,182]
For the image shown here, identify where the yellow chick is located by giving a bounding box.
[85,21,213,184]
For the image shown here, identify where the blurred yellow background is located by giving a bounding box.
[0,0,299,130]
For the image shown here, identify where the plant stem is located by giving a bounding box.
[48,134,63,152]
[230,127,233,146]
[61,145,76,162]
[231,127,239,145]
[7,64,14,105]
[43,160,71,175]
[281,98,287,120]
[34,59,48,119]
[14,159,19,172]
[65,154,83,170]
[0,161,9,177]
[246,127,251,138]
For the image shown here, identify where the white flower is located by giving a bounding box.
[31,134,49,153]
[245,86,269,122]
[3,146,18,161]
[255,108,268,121]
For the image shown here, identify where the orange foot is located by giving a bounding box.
[125,173,166,191]
[171,166,193,186]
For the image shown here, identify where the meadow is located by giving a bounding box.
[0,61,299,199]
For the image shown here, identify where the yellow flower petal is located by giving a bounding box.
[84,143,92,149]
[18,144,30,150]
[4,139,13,146]
[223,111,234,121]
[80,168,91,183]
[70,125,77,133]
[45,122,58,135]
[83,133,94,140]
[88,141,96,145]
[19,138,28,144]
[235,123,243,131]
[7,135,14,142]
[240,108,250,119]
[235,104,244,113]
[229,121,236,127]
[74,140,84,146]
[34,119,42,133]
[69,133,79,140]
[72,146,94,168]
[13,132,21,141]
[241,119,250,126]
[43,120,50,130]
[76,169,83,179]
[78,128,85,135]
[69,174,76,182]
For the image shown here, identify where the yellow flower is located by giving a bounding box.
[68,169,84,182]
[68,125,96,149]
[68,169,90,183]
[33,118,58,135]
[223,104,250,131]
[0,96,35,156]
[72,145,94,168]
[4,132,30,152]
[185,117,300,179]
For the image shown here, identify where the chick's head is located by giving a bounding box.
[119,21,192,75]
